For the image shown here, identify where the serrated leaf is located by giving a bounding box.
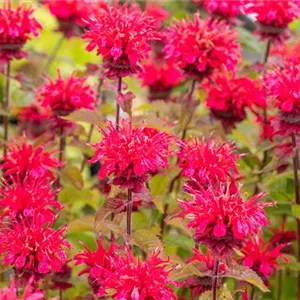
[61,166,84,190]
[150,174,169,196]
[199,286,233,300]
[63,109,106,125]
[226,265,269,292]
[170,261,207,281]
[153,196,164,213]
[292,205,300,219]
[130,228,163,253]
[67,216,94,234]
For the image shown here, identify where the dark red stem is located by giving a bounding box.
[3,62,11,157]
[116,77,122,132]
[127,189,133,236]
[212,259,219,300]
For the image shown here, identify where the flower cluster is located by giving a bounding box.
[89,119,174,192]
[0,2,42,61]
[203,72,265,131]
[180,184,273,257]
[37,70,96,116]
[76,241,176,299]
[83,3,160,78]
[265,56,300,135]
[163,14,240,79]
[194,0,243,19]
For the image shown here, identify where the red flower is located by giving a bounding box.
[0,1,42,62]
[239,237,288,282]
[177,136,241,189]
[139,57,183,101]
[184,248,227,297]
[94,249,176,300]
[203,71,265,131]
[180,184,273,257]
[0,216,70,280]
[0,278,43,300]
[37,70,96,116]
[18,104,54,140]
[89,120,174,192]
[74,238,119,294]
[244,0,300,42]
[48,263,73,291]
[1,137,62,181]
[194,0,243,19]
[0,174,61,223]
[83,3,160,78]
[145,2,169,28]
[163,14,240,79]
[265,57,300,135]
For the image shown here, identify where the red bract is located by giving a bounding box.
[18,104,54,140]
[265,57,300,135]
[139,57,183,101]
[244,0,300,42]
[239,237,288,282]
[89,120,174,192]
[177,136,241,189]
[203,72,265,131]
[163,14,240,80]
[1,137,62,181]
[180,184,273,258]
[0,1,42,62]
[74,238,119,294]
[0,174,61,223]
[83,3,160,78]
[184,248,227,297]
[95,249,176,300]
[0,216,70,280]
[0,278,43,300]
[37,70,96,116]
[194,0,243,19]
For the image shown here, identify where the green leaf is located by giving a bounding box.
[61,166,84,190]
[67,216,94,234]
[199,286,233,300]
[150,174,169,196]
[170,261,207,282]
[292,205,300,219]
[130,228,163,253]
[63,109,106,125]
[226,265,269,292]
[153,196,164,213]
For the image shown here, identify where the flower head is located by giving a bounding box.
[177,136,241,189]
[180,184,273,257]
[139,57,183,101]
[163,14,240,79]
[37,70,96,116]
[83,3,160,78]
[0,216,70,280]
[0,174,61,223]
[239,237,288,283]
[203,72,265,131]
[89,120,174,192]
[184,248,227,297]
[95,249,176,299]
[74,237,119,294]
[194,0,243,19]
[244,0,300,42]
[145,2,169,28]
[265,56,300,135]
[0,2,42,62]
[1,137,62,181]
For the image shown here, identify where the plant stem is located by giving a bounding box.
[59,126,66,164]
[44,35,64,75]
[250,286,255,300]
[127,189,133,236]
[212,259,219,300]
[116,77,122,132]
[292,132,300,300]
[3,61,11,157]
[277,270,282,300]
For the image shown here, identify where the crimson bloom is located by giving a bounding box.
[1,137,62,181]
[163,14,240,80]
[0,2,42,62]
[0,215,70,280]
[0,174,61,223]
[244,0,300,42]
[139,57,183,101]
[265,56,300,135]
[74,238,119,294]
[203,71,265,131]
[83,3,160,78]
[177,136,241,189]
[145,2,169,28]
[194,0,243,19]
[94,249,176,300]
[184,248,227,297]
[89,119,174,192]
[180,184,273,257]
[37,70,96,116]
[239,237,288,283]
